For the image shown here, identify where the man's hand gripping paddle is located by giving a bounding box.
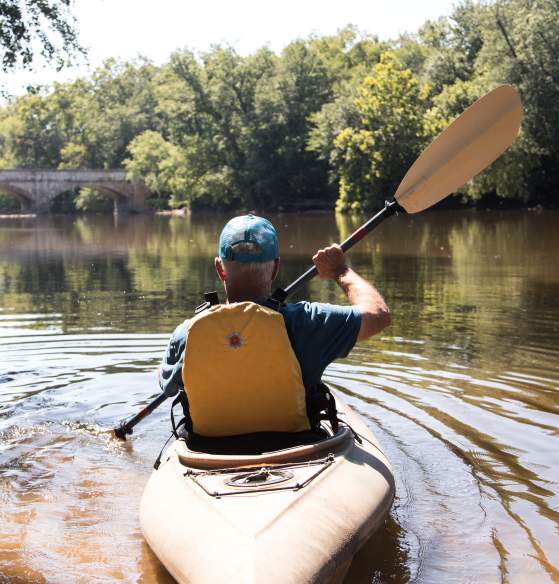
[114,84,523,439]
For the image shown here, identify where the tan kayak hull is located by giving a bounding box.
[140,396,395,583]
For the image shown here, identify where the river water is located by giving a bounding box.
[0,209,558,584]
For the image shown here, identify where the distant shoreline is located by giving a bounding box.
[0,201,554,219]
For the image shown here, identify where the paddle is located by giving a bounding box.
[114,393,169,439]
[113,84,522,440]
[273,84,523,300]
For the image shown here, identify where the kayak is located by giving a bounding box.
[140,393,395,583]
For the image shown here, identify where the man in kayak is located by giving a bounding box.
[159,214,390,441]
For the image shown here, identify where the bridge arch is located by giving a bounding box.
[0,184,33,211]
[50,187,80,213]
[48,184,125,211]
[77,184,132,213]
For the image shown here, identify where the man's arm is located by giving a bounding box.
[312,244,391,341]
[158,323,187,397]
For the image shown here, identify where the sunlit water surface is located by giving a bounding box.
[0,210,558,583]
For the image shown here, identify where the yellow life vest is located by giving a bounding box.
[182,302,310,437]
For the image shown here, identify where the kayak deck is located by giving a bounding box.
[140,395,395,583]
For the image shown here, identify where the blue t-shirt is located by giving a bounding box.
[158,301,361,396]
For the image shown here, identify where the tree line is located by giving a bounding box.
[0,0,557,213]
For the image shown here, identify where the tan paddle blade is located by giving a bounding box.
[395,85,523,214]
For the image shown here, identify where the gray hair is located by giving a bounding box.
[222,242,276,286]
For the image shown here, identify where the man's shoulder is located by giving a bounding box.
[170,319,189,345]
[280,301,361,324]
[280,300,310,316]
[281,300,360,314]
[279,301,313,322]
[279,301,362,379]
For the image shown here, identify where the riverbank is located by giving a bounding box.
[0,198,554,218]
[0,213,38,218]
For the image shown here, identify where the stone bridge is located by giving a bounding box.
[0,169,153,212]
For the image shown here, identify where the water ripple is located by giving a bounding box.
[323,338,559,584]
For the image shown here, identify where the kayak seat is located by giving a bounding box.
[185,428,329,455]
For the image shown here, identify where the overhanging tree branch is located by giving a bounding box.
[0,0,84,75]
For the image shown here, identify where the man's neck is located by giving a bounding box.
[225,286,271,304]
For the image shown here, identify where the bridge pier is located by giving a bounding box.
[112,197,130,215]
[104,182,151,214]
[31,185,61,213]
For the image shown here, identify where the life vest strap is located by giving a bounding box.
[171,390,192,438]
[305,383,339,433]
[194,291,220,315]
[261,296,284,311]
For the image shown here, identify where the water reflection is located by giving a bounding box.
[0,210,558,583]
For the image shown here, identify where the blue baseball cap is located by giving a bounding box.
[218,214,279,263]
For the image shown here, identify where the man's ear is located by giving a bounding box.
[215,257,226,282]
[272,257,280,281]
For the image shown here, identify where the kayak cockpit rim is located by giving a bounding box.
[175,425,353,470]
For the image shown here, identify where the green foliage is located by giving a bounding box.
[0,191,20,211]
[1,4,559,212]
[320,53,428,212]
[2,90,66,167]
[125,43,338,210]
[474,0,559,201]
[87,58,160,168]
[58,142,86,169]
[125,130,189,208]
[0,59,159,170]
[0,0,84,78]
[424,79,537,201]
[74,187,113,212]
[417,2,484,94]
[307,26,388,86]
[0,107,19,167]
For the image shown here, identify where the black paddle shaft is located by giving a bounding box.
[114,391,169,439]
[272,199,404,302]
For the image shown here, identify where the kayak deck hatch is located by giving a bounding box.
[184,453,335,498]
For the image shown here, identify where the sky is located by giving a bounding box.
[5,0,457,96]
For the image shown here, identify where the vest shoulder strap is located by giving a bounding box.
[306,383,339,433]
[194,291,220,315]
[261,296,284,312]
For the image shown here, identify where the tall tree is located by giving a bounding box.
[476,0,559,200]
[311,52,428,212]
